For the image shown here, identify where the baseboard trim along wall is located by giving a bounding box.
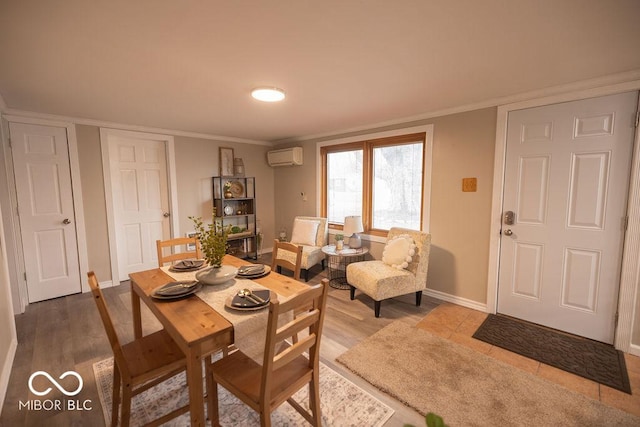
[423,288,487,313]
[0,337,17,414]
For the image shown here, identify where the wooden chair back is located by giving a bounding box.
[271,239,303,280]
[156,236,202,267]
[206,279,329,426]
[87,271,129,378]
[262,279,329,412]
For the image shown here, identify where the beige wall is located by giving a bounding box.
[274,107,497,305]
[75,126,276,282]
[0,203,17,408]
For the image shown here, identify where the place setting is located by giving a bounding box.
[225,287,271,311]
[168,259,206,272]
[151,280,202,300]
[236,263,271,279]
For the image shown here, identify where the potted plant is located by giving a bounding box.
[335,233,344,250]
[189,210,235,284]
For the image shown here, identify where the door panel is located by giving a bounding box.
[9,122,81,302]
[498,91,638,344]
[108,136,170,280]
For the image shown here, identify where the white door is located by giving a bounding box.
[9,123,81,302]
[498,91,638,344]
[108,135,171,281]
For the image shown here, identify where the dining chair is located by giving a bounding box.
[88,271,190,426]
[271,239,303,281]
[156,236,202,267]
[206,279,330,427]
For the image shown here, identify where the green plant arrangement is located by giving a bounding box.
[189,209,231,268]
[335,234,344,242]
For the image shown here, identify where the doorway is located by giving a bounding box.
[492,90,639,345]
[100,129,178,283]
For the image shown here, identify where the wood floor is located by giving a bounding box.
[0,259,438,426]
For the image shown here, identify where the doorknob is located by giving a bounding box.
[62,218,71,225]
[503,229,513,236]
[163,212,170,218]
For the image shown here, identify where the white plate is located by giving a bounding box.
[224,205,233,215]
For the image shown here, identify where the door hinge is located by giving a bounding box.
[635,111,639,128]
[23,272,27,281]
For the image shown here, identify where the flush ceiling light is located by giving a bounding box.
[251,87,285,102]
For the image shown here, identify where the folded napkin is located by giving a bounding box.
[154,280,199,296]
[172,259,205,270]
[231,289,270,308]
[237,264,265,275]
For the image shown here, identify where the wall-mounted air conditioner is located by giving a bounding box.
[267,147,303,167]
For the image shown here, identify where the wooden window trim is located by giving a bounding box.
[321,132,426,235]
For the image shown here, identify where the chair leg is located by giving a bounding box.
[208,376,221,427]
[374,300,381,318]
[304,269,309,282]
[321,259,325,270]
[120,383,132,427]
[111,364,121,427]
[309,373,322,426]
[416,291,422,306]
[349,285,356,300]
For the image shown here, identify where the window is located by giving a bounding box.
[321,131,427,236]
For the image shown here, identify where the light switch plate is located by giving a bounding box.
[462,177,477,192]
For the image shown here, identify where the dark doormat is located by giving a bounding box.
[472,314,631,394]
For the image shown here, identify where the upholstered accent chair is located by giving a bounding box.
[346,227,431,317]
[276,216,328,281]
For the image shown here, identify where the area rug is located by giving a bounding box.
[472,314,631,393]
[93,357,393,427]
[336,321,640,427]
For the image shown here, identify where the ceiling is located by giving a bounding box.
[1,0,639,143]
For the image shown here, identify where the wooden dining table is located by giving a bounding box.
[129,254,308,426]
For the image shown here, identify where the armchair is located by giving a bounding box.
[276,216,328,281]
[346,227,431,317]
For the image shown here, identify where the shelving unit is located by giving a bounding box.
[212,176,257,260]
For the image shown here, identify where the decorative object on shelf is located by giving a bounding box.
[335,233,344,251]
[279,228,287,241]
[223,181,233,198]
[219,147,235,177]
[233,158,245,176]
[212,176,258,260]
[229,180,244,197]
[344,215,364,249]
[189,209,231,268]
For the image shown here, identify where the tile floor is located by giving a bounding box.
[415,303,640,417]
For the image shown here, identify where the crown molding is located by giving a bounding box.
[276,69,640,144]
[1,108,272,146]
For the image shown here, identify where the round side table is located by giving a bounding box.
[321,245,369,290]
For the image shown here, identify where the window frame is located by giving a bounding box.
[319,125,433,239]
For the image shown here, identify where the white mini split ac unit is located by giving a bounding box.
[267,147,303,167]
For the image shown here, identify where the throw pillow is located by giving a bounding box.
[290,219,320,246]
[382,234,416,270]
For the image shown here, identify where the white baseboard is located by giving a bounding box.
[0,336,17,415]
[628,343,640,358]
[423,288,487,313]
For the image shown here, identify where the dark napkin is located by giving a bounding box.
[155,281,199,296]
[231,290,270,308]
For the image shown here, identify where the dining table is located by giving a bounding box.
[129,254,308,427]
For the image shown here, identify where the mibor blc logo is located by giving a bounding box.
[19,370,92,412]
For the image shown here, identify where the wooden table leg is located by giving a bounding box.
[131,286,142,339]
[186,346,205,426]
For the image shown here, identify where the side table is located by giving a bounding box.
[321,245,369,289]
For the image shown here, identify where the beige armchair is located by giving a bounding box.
[346,227,431,317]
[275,216,328,281]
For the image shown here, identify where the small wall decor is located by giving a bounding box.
[219,147,235,176]
[233,158,245,176]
